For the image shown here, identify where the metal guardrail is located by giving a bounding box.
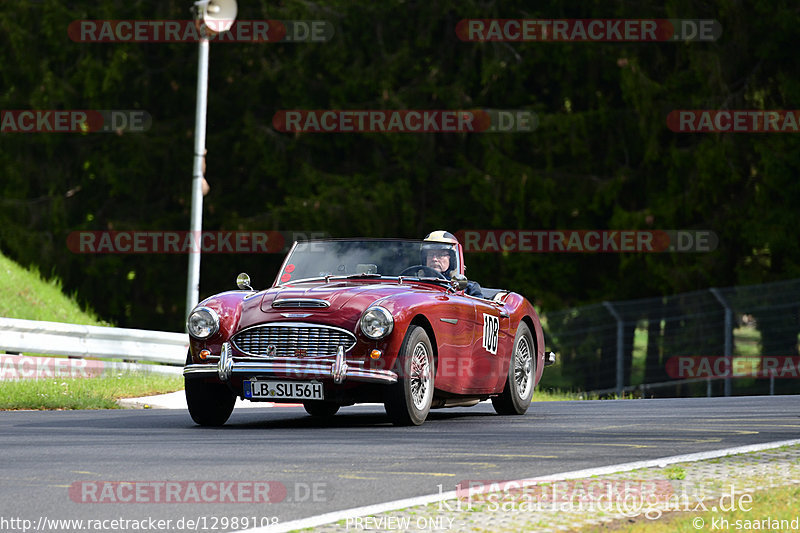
[0,317,188,366]
[0,355,183,378]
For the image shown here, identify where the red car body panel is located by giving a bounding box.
[187,278,544,398]
[185,239,546,408]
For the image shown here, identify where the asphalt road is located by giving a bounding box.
[1,396,798,531]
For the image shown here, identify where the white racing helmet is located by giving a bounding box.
[420,230,460,276]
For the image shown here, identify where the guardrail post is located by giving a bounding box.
[602,301,624,396]
[709,288,733,397]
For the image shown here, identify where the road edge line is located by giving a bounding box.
[237,438,800,533]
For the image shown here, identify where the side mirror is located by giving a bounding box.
[450,274,468,291]
[236,272,253,290]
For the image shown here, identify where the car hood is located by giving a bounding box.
[260,281,431,313]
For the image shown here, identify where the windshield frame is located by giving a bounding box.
[272,238,459,288]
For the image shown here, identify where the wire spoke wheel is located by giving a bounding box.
[513,335,533,400]
[384,325,435,426]
[492,322,535,415]
[410,342,432,410]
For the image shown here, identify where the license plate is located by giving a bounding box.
[243,380,323,400]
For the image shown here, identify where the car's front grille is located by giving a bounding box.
[231,323,356,358]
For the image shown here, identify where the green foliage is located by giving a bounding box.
[1,0,799,342]
[662,465,687,480]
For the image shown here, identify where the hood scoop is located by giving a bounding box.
[272,298,330,309]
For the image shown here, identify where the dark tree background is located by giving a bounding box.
[1,0,799,342]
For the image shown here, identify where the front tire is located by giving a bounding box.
[185,378,236,426]
[303,401,340,417]
[492,322,535,415]
[185,350,235,426]
[384,325,435,426]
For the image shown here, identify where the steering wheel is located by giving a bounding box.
[399,265,448,280]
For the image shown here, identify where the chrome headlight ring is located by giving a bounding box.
[359,306,394,340]
[187,306,220,339]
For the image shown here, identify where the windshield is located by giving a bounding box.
[276,239,459,285]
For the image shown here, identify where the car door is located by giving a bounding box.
[429,293,476,393]
[466,296,511,392]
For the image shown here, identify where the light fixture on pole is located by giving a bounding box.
[185,0,238,320]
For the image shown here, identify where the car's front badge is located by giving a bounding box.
[281,312,312,318]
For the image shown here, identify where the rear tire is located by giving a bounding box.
[384,325,435,426]
[303,401,340,417]
[492,322,535,415]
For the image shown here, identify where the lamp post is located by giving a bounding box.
[185,0,237,319]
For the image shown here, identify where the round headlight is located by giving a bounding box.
[360,306,394,340]
[187,306,220,339]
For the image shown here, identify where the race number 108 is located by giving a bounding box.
[482,314,499,354]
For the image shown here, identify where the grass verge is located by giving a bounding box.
[0,373,183,410]
[0,379,587,410]
[579,484,800,533]
[0,252,107,325]
[533,389,614,401]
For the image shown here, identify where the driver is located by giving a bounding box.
[421,231,483,298]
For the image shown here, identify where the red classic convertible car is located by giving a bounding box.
[183,237,552,426]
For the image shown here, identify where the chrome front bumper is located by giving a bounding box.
[183,342,397,385]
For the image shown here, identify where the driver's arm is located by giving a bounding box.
[465,280,483,298]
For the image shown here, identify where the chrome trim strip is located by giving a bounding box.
[439,318,459,325]
[184,362,397,384]
[237,356,366,367]
[234,321,352,333]
[185,363,218,375]
[272,298,330,308]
